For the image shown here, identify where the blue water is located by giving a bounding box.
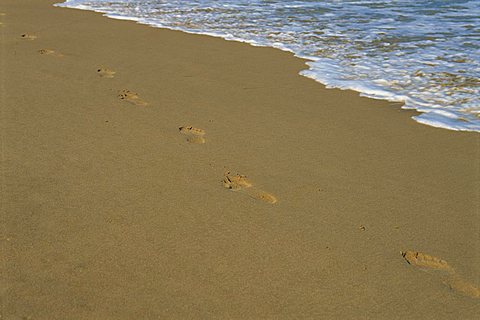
[56,0,480,132]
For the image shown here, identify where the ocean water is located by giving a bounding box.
[56,0,480,132]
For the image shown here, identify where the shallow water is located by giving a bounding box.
[56,0,480,132]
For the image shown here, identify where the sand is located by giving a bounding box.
[1,0,479,319]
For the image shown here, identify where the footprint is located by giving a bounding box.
[118,89,147,106]
[448,275,480,298]
[97,68,115,78]
[222,173,252,190]
[401,250,479,298]
[38,49,63,57]
[179,126,206,144]
[248,189,278,204]
[21,33,37,40]
[402,251,454,273]
[223,172,277,204]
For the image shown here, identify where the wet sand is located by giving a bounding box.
[1,0,479,319]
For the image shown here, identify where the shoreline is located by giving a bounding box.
[54,0,480,133]
[2,0,479,319]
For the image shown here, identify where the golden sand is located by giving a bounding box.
[2,0,479,319]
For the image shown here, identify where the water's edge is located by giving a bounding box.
[54,1,479,133]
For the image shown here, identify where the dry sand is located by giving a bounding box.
[1,0,479,319]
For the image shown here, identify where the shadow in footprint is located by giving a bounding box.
[179,126,206,144]
[402,250,479,298]
[223,172,277,204]
[118,89,147,106]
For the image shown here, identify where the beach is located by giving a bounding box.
[1,0,479,318]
